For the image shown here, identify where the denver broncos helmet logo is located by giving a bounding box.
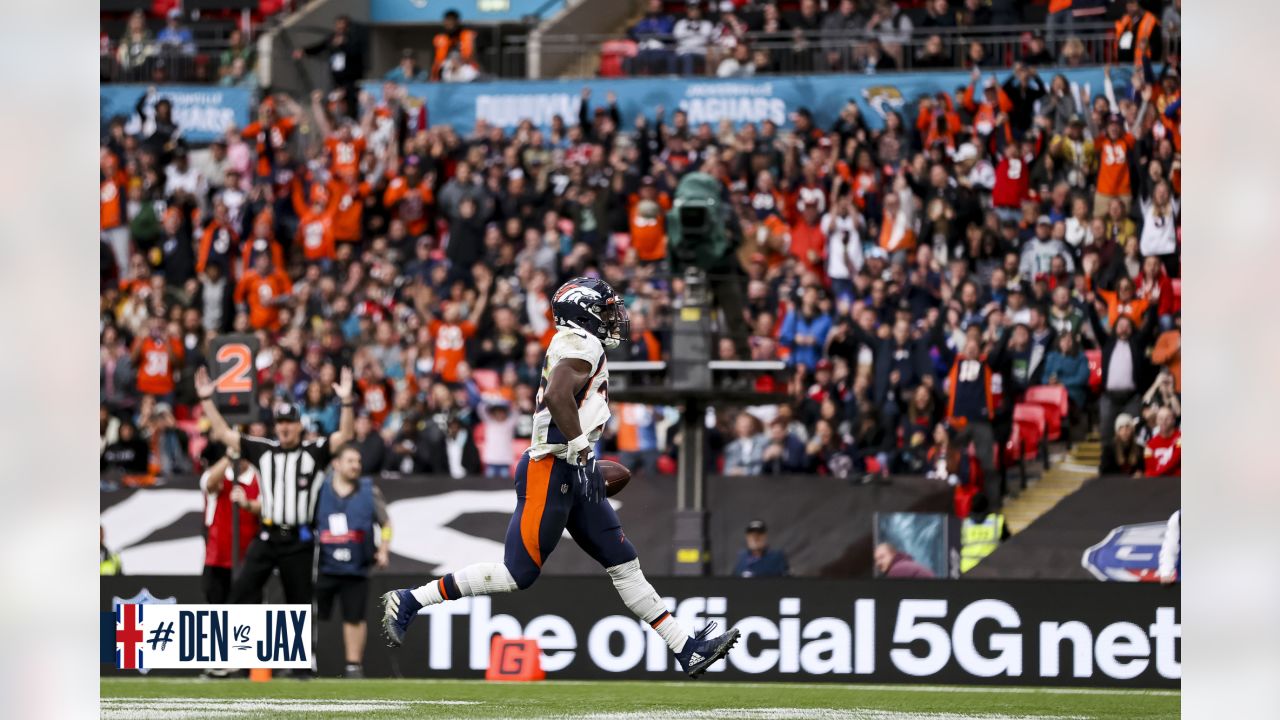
[553,283,603,307]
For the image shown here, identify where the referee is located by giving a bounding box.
[194,365,356,605]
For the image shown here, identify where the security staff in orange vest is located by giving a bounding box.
[1114,0,1159,66]
[432,10,476,80]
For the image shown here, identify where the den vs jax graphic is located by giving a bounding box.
[104,604,312,670]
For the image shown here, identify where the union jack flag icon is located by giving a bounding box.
[115,603,145,670]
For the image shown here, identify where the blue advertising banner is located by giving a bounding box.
[367,67,1109,133]
[100,85,253,144]
[371,0,565,23]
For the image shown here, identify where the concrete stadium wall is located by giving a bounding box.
[260,0,371,99]
[530,0,637,79]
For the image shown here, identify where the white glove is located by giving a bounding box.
[566,433,591,466]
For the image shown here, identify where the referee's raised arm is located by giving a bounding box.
[194,366,241,455]
[328,366,357,448]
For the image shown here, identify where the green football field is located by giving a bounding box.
[100,677,1179,719]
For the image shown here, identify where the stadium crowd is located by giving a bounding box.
[100,28,1181,513]
[621,0,1180,77]
[103,1,1183,85]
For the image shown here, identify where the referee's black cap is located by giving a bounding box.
[273,403,302,423]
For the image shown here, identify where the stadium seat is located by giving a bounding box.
[1025,385,1069,418]
[1002,423,1023,465]
[598,40,637,78]
[1024,385,1068,442]
[1171,278,1181,313]
[1085,349,1103,393]
[472,368,500,393]
[1011,403,1046,461]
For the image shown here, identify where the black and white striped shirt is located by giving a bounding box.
[240,436,332,528]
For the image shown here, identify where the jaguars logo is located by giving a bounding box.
[861,86,906,120]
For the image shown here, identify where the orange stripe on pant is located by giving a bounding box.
[520,456,554,567]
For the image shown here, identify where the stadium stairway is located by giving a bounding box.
[556,7,645,78]
[1002,439,1101,535]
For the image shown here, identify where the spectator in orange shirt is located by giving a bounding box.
[962,68,1012,138]
[1151,313,1181,392]
[312,89,370,177]
[240,208,286,277]
[356,360,395,428]
[1095,276,1149,331]
[295,185,338,264]
[240,96,299,180]
[420,271,491,384]
[1094,113,1135,218]
[101,150,130,273]
[234,252,293,332]
[132,315,184,401]
[916,92,962,152]
[196,198,240,275]
[789,194,827,279]
[625,310,663,362]
[878,174,917,261]
[328,168,372,246]
[383,155,435,238]
[628,176,671,263]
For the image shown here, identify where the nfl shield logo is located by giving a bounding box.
[110,588,177,673]
[1081,522,1167,582]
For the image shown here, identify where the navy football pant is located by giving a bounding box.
[503,452,638,589]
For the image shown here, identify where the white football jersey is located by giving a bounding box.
[529,326,610,460]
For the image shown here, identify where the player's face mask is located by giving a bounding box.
[599,299,630,350]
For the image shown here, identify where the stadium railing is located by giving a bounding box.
[101,42,240,84]
[477,22,1178,80]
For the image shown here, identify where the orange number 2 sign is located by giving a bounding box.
[214,343,254,393]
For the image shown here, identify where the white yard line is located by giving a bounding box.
[494,680,1180,698]
[100,698,480,720]
[101,698,478,705]
[525,711,1091,720]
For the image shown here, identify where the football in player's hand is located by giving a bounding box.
[599,460,631,498]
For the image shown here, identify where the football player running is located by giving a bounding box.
[381,277,740,677]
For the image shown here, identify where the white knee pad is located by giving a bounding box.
[454,562,518,595]
[606,558,666,623]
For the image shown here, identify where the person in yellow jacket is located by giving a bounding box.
[100,525,123,575]
[960,495,1010,573]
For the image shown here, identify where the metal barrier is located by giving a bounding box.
[478,22,1177,80]
[102,22,1178,85]
[102,45,237,84]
